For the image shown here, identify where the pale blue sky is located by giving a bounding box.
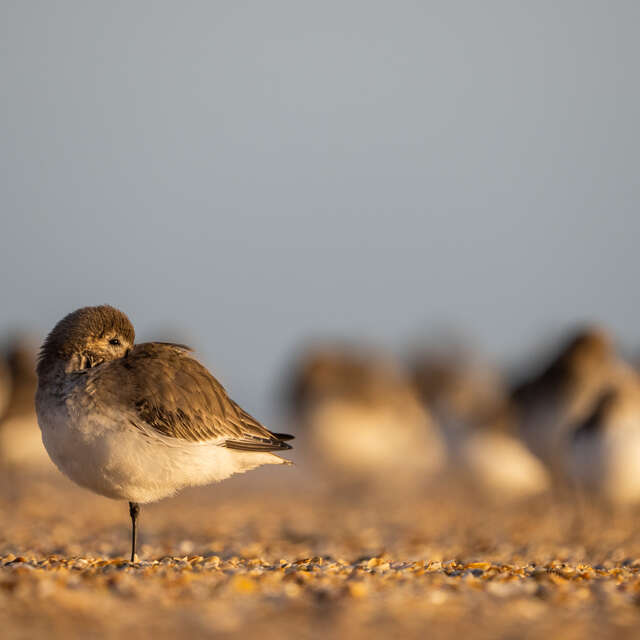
[2,1,639,417]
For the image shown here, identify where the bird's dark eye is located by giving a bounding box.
[109,338,121,346]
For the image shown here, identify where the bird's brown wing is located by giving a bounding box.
[92,342,292,451]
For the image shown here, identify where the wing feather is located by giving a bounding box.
[92,343,293,451]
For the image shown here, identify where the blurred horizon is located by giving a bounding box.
[2,1,639,418]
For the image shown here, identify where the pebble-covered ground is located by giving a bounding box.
[2,464,640,639]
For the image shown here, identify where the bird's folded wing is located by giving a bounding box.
[93,342,292,451]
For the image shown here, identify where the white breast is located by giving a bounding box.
[36,386,285,503]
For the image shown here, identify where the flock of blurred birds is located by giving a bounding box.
[3,326,640,506]
[285,326,640,505]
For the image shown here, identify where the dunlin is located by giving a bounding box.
[286,343,445,486]
[568,377,640,505]
[410,341,508,433]
[411,343,549,499]
[0,337,52,469]
[511,327,622,474]
[36,306,293,560]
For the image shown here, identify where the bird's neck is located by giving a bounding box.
[37,356,79,385]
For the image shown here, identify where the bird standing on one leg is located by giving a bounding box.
[35,305,293,561]
[129,501,140,562]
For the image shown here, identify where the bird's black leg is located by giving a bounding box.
[129,501,140,562]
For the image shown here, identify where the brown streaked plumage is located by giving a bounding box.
[92,341,292,451]
[37,305,136,376]
[37,306,291,453]
[35,305,293,561]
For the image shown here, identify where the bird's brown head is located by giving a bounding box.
[559,326,614,376]
[37,305,135,377]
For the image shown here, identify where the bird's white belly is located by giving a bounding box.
[569,428,640,505]
[457,431,550,498]
[36,396,282,503]
[307,398,445,478]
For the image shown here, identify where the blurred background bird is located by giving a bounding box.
[510,327,636,482]
[0,353,11,424]
[410,338,549,500]
[283,341,446,491]
[566,373,640,506]
[0,335,53,471]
